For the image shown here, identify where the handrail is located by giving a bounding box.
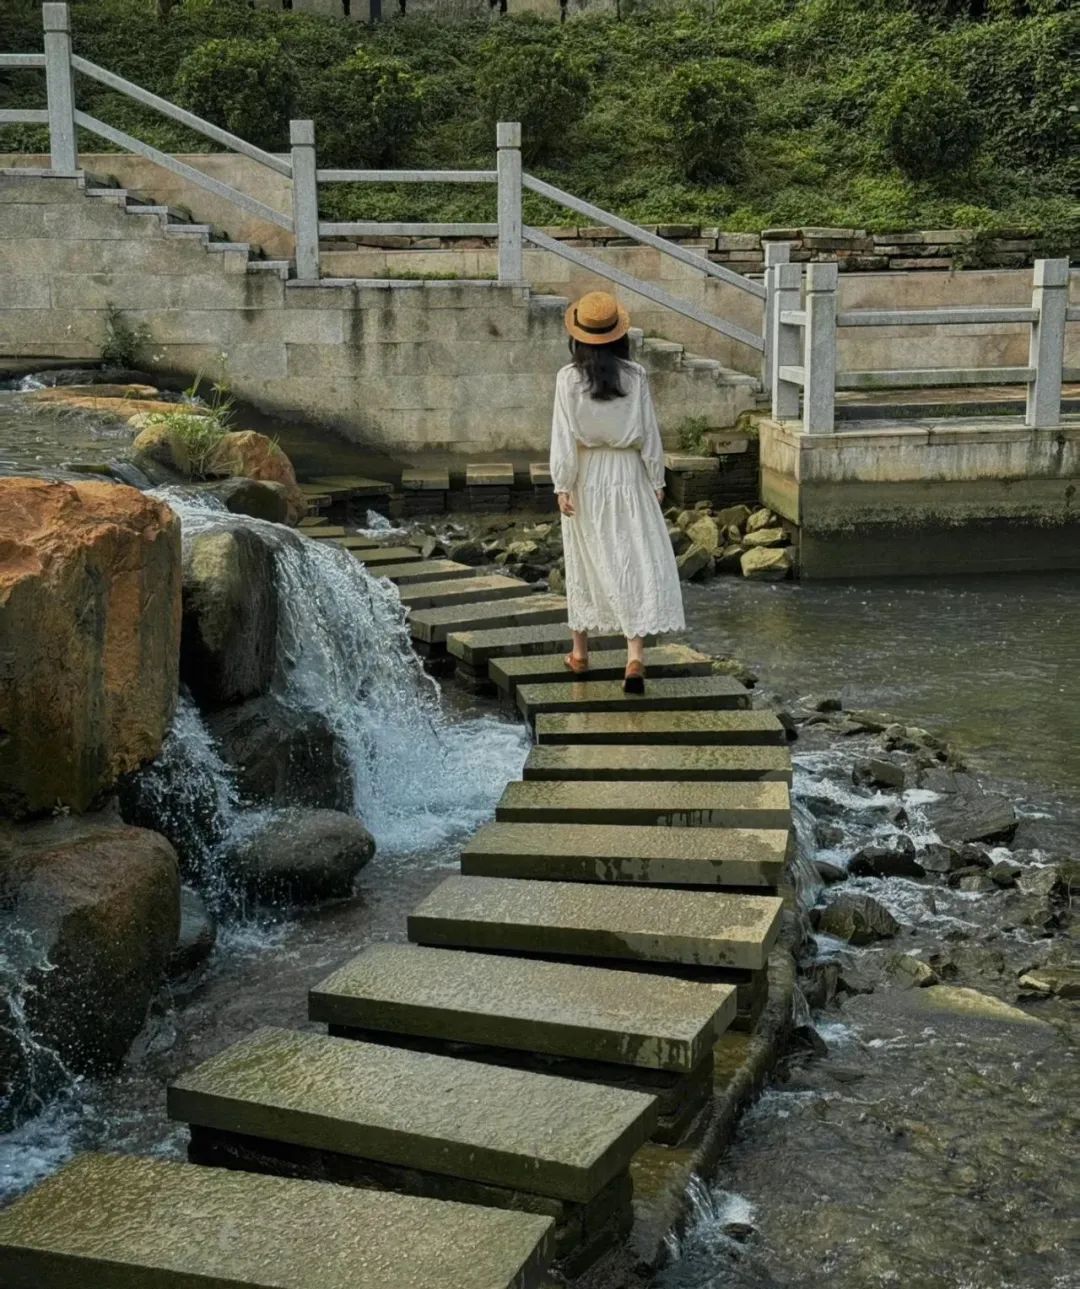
[838,367,1035,388]
[523,172,767,302]
[524,225,765,353]
[0,110,49,124]
[74,111,293,230]
[0,54,46,68]
[319,222,497,237]
[837,307,1038,327]
[317,169,496,184]
[71,56,292,178]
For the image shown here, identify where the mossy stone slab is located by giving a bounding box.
[516,676,749,719]
[371,559,474,585]
[495,780,791,830]
[534,710,786,746]
[490,646,712,695]
[332,534,382,550]
[310,943,734,1073]
[462,821,788,887]
[0,1153,554,1289]
[523,744,792,783]
[168,1027,657,1204]
[408,875,783,971]
[399,575,536,611]
[353,545,424,565]
[302,525,347,539]
[448,624,621,668]
[410,595,568,644]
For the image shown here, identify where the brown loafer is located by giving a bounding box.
[623,660,645,695]
[564,652,589,675]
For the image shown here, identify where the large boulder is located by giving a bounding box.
[181,524,280,708]
[206,694,353,812]
[741,547,793,580]
[685,514,721,554]
[924,790,1017,845]
[0,813,180,1128]
[815,893,900,945]
[0,478,181,817]
[200,477,292,525]
[224,808,375,903]
[211,431,304,523]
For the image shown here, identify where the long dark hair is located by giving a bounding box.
[569,335,631,401]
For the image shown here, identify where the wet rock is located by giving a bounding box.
[207,694,353,812]
[169,886,217,977]
[181,524,279,708]
[815,893,900,945]
[226,808,375,903]
[815,859,847,884]
[916,985,1052,1029]
[1017,966,1080,1000]
[858,757,912,791]
[845,710,893,734]
[916,843,965,875]
[814,822,845,849]
[836,954,886,995]
[804,695,842,713]
[210,431,303,523]
[774,709,799,741]
[1009,816,1075,855]
[955,872,996,894]
[131,417,205,479]
[989,859,1021,888]
[200,477,291,525]
[740,547,792,580]
[1016,865,1069,901]
[742,526,787,549]
[709,657,758,687]
[887,953,938,988]
[715,504,751,531]
[917,766,981,795]
[715,543,744,573]
[801,960,841,1008]
[923,791,1017,845]
[685,514,721,553]
[790,1024,829,1057]
[721,1221,756,1243]
[446,539,486,566]
[418,534,440,559]
[0,478,181,817]
[745,507,778,533]
[667,525,692,556]
[930,944,1006,981]
[849,835,922,880]
[677,544,713,580]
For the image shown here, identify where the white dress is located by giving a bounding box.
[549,360,685,638]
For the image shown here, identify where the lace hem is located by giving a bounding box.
[567,614,687,638]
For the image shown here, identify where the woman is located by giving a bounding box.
[550,290,685,694]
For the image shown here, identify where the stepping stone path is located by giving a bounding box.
[2,525,795,1285]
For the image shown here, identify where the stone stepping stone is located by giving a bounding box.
[461,821,788,888]
[309,943,734,1073]
[410,594,568,645]
[370,559,475,585]
[490,645,712,696]
[332,534,382,550]
[0,1153,554,1289]
[308,474,393,497]
[523,744,792,783]
[466,462,515,487]
[168,1027,657,1204]
[408,875,783,971]
[535,710,786,746]
[402,467,450,491]
[353,544,424,565]
[494,781,790,830]
[399,575,537,611]
[516,676,749,720]
[303,525,347,539]
[447,623,622,670]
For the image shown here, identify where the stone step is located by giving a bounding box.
[309,943,734,1073]
[517,676,749,720]
[495,780,791,830]
[303,525,347,539]
[410,594,568,645]
[168,1026,657,1204]
[523,744,792,783]
[447,623,621,670]
[0,1153,554,1289]
[535,710,787,746]
[308,474,393,497]
[399,575,538,611]
[370,559,475,585]
[353,544,424,565]
[408,875,783,972]
[490,645,712,695]
[461,822,788,888]
[333,534,384,551]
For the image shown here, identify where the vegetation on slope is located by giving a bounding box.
[1,0,1076,249]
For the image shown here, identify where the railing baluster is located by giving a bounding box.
[42,3,77,175]
[804,263,838,434]
[762,242,791,393]
[1026,257,1069,430]
[771,262,803,421]
[497,122,523,285]
[290,120,320,283]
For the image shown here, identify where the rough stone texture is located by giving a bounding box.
[815,893,900,945]
[169,1027,657,1203]
[490,645,712,695]
[534,710,786,746]
[0,1153,554,1289]
[523,744,792,783]
[367,559,474,585]
[0,813,179,1121]
[494,781,791,830]
[225,809,374,903]
[201,477,292,525]
[207,695,353,812]
[516,675,749,718]
[211,431,304,522]
[0,478,181,816]
[448,624,622,668]
[924,791,1018,844]
[131,419,201,479]
[310,943,735,1073]
[462,821,788,887]
[181,524,279,708]
[408,875,783,971]
[399,574,535,611]
[740,547,793,580]
[354,545,424,566]
[410,595,568,644]
[169,886,217,977]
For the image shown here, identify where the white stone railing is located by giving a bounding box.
[772,258,1076,432]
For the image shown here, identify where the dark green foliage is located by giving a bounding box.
[305,49,423,167]
[174,38,294,149]
[873,66,981,180]
[658,60,754,182]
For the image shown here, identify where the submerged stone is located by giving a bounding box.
[225,809,375,904]
[815,893,900,945]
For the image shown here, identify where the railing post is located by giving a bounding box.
[771,262,802,422]
[762,241,790,392]
[290,119,320,283]
[497,121,523,285]
[1026,257,1069,429]
[804,262,838,434]
[42,3,78,175]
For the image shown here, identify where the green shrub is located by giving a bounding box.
[173,37,293,149]
[305,49,423,168]
[657,60,755,183]
[101,303,151,369]
[873,66,981,180]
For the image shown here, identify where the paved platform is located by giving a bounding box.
[370,559,475,585]
[408,875,783,971]
[461,822,788,888]
[494,781,791,829]
[169,1027,656,1204]
[353,545,424,565]
[410,595,568,644]
[309,944,735,1072]
[0,1154,554,1289]
[534,710,787,745]
[448,623,622,669]
[517,676,750,719]
[399,575,537,611]
[523,744,792,783]
[490,646,712,695]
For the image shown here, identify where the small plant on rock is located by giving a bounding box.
[143,370,235,479]
[101,303,152,369]
[675,415,711,455]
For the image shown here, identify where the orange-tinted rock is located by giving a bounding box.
[211,431,304,522]
[0,478,182,817]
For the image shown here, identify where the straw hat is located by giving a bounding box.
[564,290,631,345]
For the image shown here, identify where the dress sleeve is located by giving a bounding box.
[638,371,666,492]
[549,370,578,493]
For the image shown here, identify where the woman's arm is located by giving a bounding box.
[550,370,578,509]
[639,372,666,498]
